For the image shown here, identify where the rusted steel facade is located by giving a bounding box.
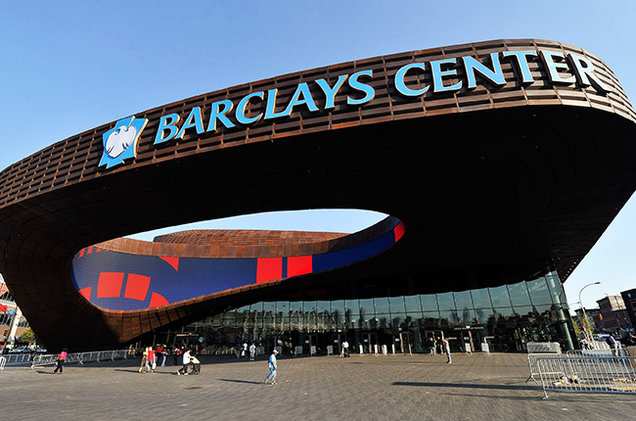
[0,39,635,350]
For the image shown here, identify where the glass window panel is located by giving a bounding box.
[439,310,461,327]
[437,292,455,310]
[507,281,532,307]
[420,294,438,312]
[304,301,317,313]
[277,301,290,315]
[471,288,492,309]
[332,300,345,314]
[359,298,375,316]
[404,295,422,313]
[514,305,534,317]
[473,307,494,324]
[374,297,390,314]
[454,291,473,311]
[489,286,512,308]
[388,296,406,315]
[345,299,360,316]
[237,305,251,314]
[316,300,330,313]
[457,308,477,325]
[290,301,302,312]
[526,277,553,305]
[250,302,264,312]
[376,315,389,329]
[492,306,515,317]
[420,312,440,328]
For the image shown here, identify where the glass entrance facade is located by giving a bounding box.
[171,271,575,355]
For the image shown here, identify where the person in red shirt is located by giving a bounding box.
[146,346,156,373]
[53,349,68,374]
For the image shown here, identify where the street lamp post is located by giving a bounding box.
[578,282,601,344]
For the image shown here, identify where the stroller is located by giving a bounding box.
[189,355,201,375]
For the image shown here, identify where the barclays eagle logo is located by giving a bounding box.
[98,116,148,169]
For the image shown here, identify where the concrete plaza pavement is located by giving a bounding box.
[0,352,634,421]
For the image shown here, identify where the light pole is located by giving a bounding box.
[578,282,601,343]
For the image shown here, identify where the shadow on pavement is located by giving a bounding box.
[393,381,540,392]
[218,378,263,385]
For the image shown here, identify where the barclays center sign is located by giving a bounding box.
[99,48,610,169]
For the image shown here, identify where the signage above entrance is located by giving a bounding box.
[99,48,610,170]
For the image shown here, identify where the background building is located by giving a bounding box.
[596,295,632,333]
[620,289,636,331]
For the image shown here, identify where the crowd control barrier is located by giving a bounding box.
[525,342,562,384]
[536,354,636,399]
[30,349,129,368]
[0,352,39,368]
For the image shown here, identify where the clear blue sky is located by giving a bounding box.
[1,1,635,310]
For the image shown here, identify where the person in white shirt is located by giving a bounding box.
[264,349,278,384]
[249,343,256,361]
[342,340,350,358]
[177,349,192,375]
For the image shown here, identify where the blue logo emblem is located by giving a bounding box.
[98,116,148,169]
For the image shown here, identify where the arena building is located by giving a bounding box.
[0,39,635,352]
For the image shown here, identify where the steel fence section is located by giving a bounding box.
[526,342,562,384]
[527,342,562,354]
[3,352,36,367]
[0,356,5,371]
[537,355,636,399]
[29,349,129,369]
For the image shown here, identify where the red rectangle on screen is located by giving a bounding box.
[97,272,124,298]
[287,255,313,277]
[124,274,150,301]
[256,257,282,284]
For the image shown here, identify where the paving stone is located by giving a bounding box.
[0,353,634,421]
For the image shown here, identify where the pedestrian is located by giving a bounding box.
[156,344,166,367]
[441,338,452,364]
[177,348,191,375]
[241,342,248,358]
[147,346,156,373]
[174,346,181,366]
[342,340,350,358]
[53,348,68,374]
[249,343,256,361]
[138,347,148,373]
[263,349,278,385]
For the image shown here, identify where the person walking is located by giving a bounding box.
[173,346,181,366]
[441,338,452,364]
[177,348,191,375]
[342,340,350,358]
[53,349,68,374]
[249,343,256,361]
[263,349,278,385]
[147,346,156,373]
[138,347,148,373]
[156,344,166,367]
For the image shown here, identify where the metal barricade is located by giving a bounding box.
[29,349,129,369]
[526,342,562,384]
[536,354,636,399]
[0,356,6,371]
[2,352,36,367]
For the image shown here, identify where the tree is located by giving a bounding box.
[18,328,36,344]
